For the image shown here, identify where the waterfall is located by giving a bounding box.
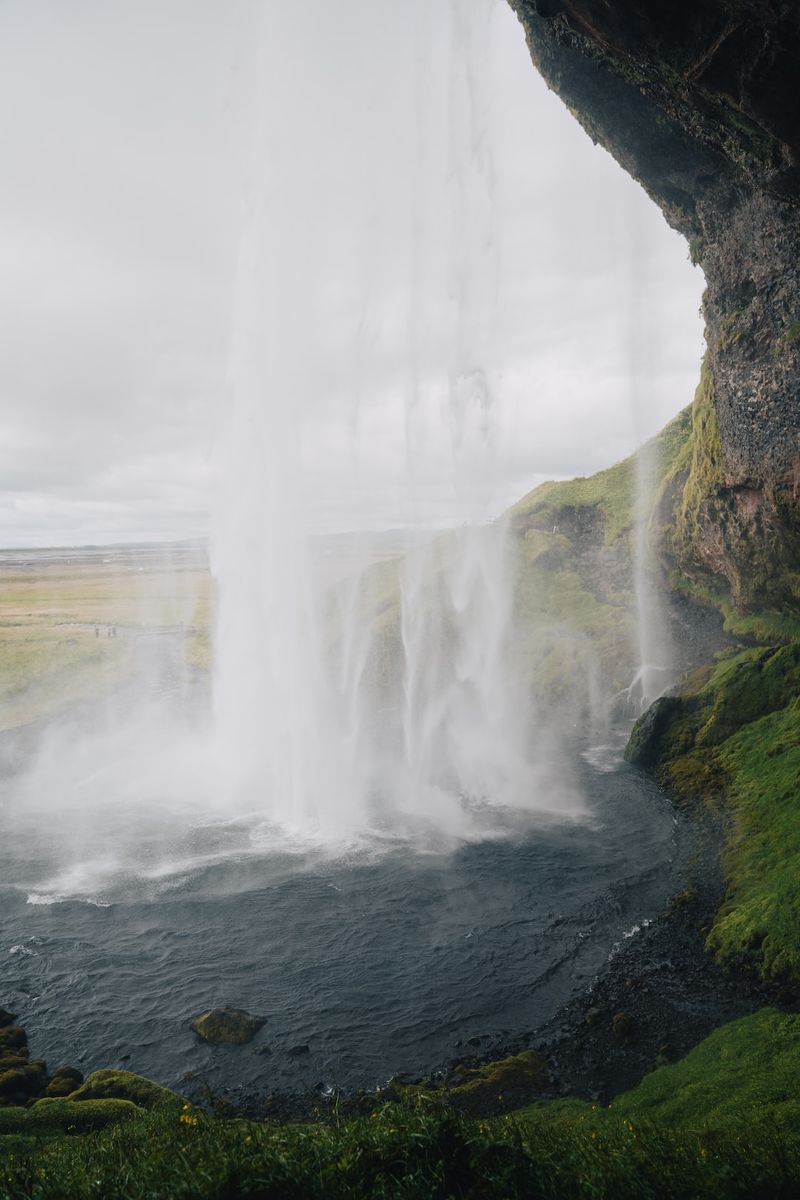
[210,0,567,839]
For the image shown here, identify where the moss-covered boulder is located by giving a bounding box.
[0,1026,27,1056]
[16,1098,142,1134]
[190,1007,266,1045]
[0,1054,28,1072]
[0,1069,33,1106]
[444,1050,549,1115]
[65,1069,182,1110]
[44,1066,84,1098]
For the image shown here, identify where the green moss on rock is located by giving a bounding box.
[44,1067,84,1099]
[65,1069,182,1110]
[1,1098,142,1135]
[0,1028,27,1057]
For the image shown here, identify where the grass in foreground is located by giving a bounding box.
[4,1011,800,1199]
[2,1095,800,1200]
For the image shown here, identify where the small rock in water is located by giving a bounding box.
[286,1043,310,1058]
[190,1007,266,1045]
[0,1010,18,1029]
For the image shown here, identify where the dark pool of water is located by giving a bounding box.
[0,749,686,1097]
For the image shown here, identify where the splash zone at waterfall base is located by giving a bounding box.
[0,544,682,1099]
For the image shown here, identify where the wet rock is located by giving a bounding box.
[624,696,682,768]
[0,1009,17,1028]
[190,1007,266,1046]
[584,1006,601,1026]
[287,1044,310,1058]
[612,1011,635,1040]
[45,1067,85,1098]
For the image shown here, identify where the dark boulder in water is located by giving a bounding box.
[0,1009,17,1028]
[190,1007,266,1045]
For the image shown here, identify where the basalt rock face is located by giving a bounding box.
[508,0,800,611]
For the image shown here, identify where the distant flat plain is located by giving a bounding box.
[0,532,427,733]
[0,543,211,732]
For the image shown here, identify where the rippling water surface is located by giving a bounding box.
[0,749,684,1097]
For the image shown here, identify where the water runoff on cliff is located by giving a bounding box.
[210,0,579,847]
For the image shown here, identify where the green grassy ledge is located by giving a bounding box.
[3,1012,800,1198]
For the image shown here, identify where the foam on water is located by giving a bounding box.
[0,751,685,1093]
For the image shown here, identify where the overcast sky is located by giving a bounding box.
[0,0,705,548]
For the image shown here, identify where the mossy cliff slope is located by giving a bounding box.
[508,0,800,614]
[627,636,800,984]
[508,408,692,714]
[350,407,719,725]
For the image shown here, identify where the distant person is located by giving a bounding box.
[94,626,99,638]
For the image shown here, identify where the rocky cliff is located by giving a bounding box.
[507,0,800,612]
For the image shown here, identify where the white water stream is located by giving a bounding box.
[211,0,573,840]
